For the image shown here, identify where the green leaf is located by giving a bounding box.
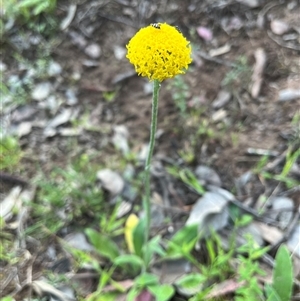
[0,297,14,301]
[148,284,175,301]
[114,254,144,270]
[98,269,113,291]
[175,273,206,296]
[272,245,293,301]
[179,169,205,194]
[132,217,146,257]
[127,287,141,301]
[143,235,165,266]
[265,284,282,301]
[85,228,119,261]
[166,224,198,257]
[171,224,198,245]
[134,273,159,287]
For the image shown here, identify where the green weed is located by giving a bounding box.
[253,147,300,189]
[168,75,190,117]
[0,135,22,171]
[3,0,56,21]
[29,159,104,235]
[265,245,293,301]
[222,56,250,90]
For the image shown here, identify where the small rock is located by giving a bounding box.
[11,104,37,123]
[65,89,78,105]
[48,61,62,76]
[0,61,7,72]
[270,20,290,36]
[278,89,300,101]
[195,165,222,187]
[271,197,294,229]
[45,95,60,113]
[17,122,32,137]
[46,245,57,260]
[212,109,227,122]
[31,82,52,101]
[114,45,126,60]
[64,232,94,251]
[237,0,261,8]
[144,82,153,95]
[212,90,231,109]
[97,169,125,195]
[46,109,73,129]
[29,35,41,45]
[82,60,99,67]
[85,43,101,59]
[112,125,129,156]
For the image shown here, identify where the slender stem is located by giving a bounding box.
[143,79,160,266]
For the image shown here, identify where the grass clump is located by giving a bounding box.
[29,158,105,235]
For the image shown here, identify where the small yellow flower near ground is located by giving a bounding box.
[126,23,192,82]
[124,213,139,253]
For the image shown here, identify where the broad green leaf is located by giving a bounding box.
[265,284,282,301]
[85,228,119,261]
[148,284,175,301]
[250,246,270,260]
[238,214,253,226]
[175,273,206,296]
[132,217,146,257]
[114,254,144,270]
[0,297,14,301]
[170,224,198,245]
[272,245,293,301]
[143,235,165,266]
[127,287,141,301]
[166,224,198,257]
[134,273,159,287]
[98,269,112,291]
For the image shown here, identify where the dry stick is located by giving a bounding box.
[0,172,28,187]
[196,50,235,67]
[267,30,300,51]
[228,198,279,227]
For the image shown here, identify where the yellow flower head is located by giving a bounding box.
[126,23,192,82]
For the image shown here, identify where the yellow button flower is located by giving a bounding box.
[126,23,192,82]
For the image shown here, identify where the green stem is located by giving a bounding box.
[143,79,160,267]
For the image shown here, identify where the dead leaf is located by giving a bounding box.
[255,222,283,244]
[97,169,125,195]
[185,191,229,236]
[1,186,22,221]
[205,279,245,299]
[209,44,231,57]
[60,4,77,31]
[32,280,75,301]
